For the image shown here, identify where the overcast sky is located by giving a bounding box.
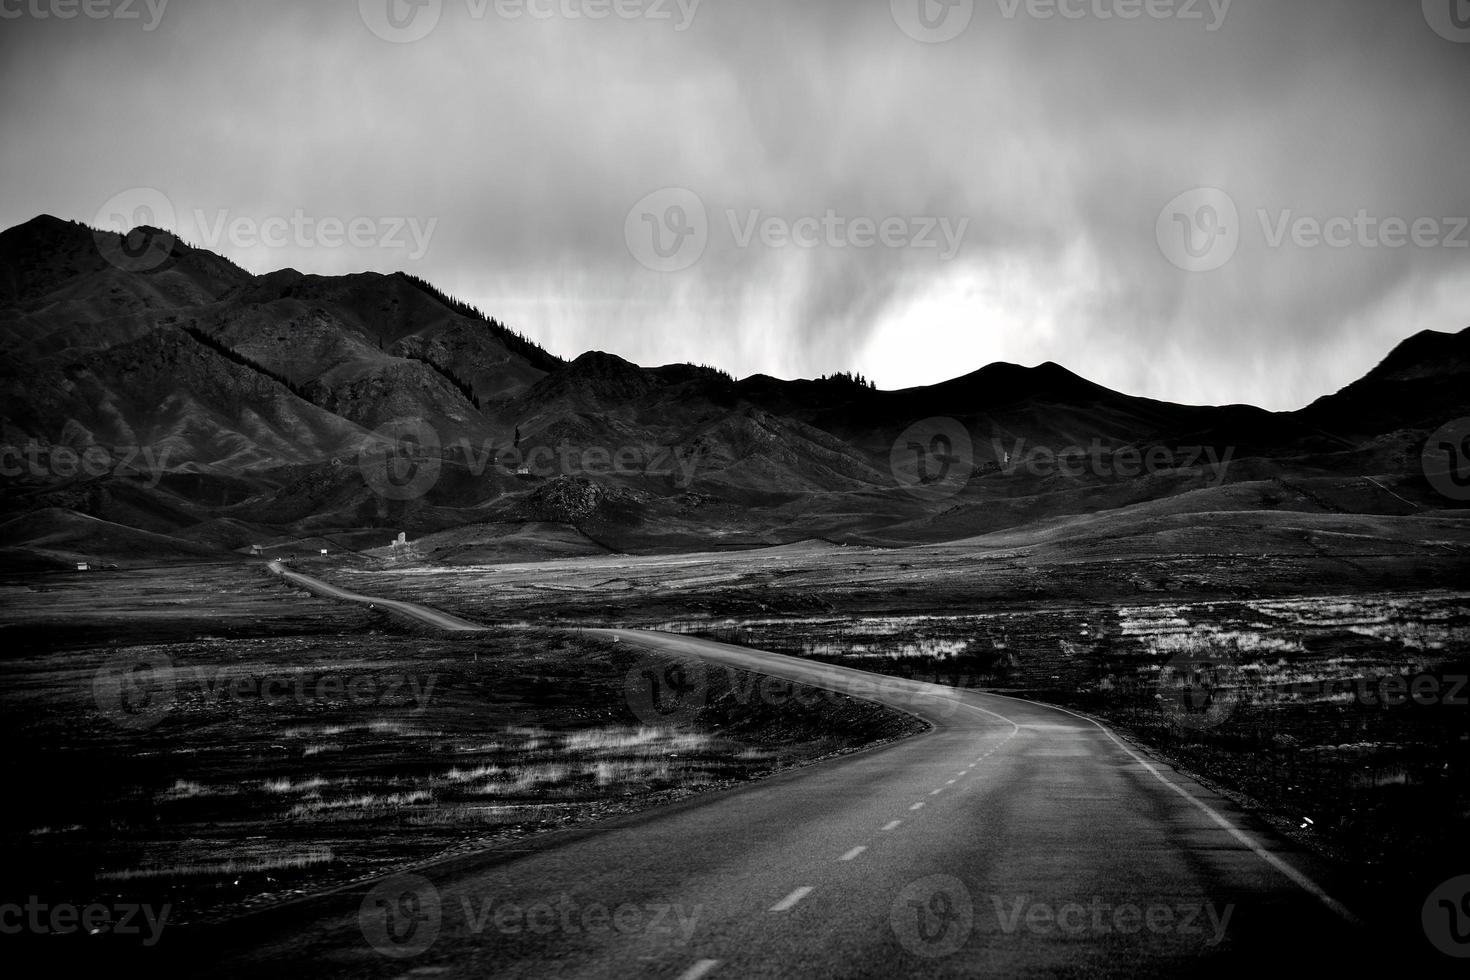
[2,0,1467,410]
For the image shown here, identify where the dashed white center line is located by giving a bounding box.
[839,846,867,862]
[676,960,722,980]
[881,820,903,831]
[770,887,814,913]
[946,779,957,785]
[929,788,943,796]
[910,802,926,811]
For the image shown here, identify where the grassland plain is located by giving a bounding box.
[0,564,923,932]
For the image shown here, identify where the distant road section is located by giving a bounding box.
[265,560,489,632]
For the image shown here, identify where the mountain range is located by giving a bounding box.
[2,214,1467,570]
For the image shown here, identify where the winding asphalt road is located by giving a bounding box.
[267,560,489,632]
[205,567,1377,977]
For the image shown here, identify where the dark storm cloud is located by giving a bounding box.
[1,0,1465,408]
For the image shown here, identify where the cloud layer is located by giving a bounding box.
[2,0,1466,409]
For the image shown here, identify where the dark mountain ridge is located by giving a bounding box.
[1,214,1466,567]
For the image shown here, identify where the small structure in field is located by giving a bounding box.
[389,532,417,562]
[75,562,91,572]
[249,544,264,557]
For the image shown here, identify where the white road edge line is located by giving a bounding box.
[770,887,814,912]
[676,959,722,980]
[985,692,1364,926]
[839,846,867,862]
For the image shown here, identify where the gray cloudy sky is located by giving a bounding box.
[2,0,1467,410]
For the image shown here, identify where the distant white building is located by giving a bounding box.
[76,562,90,572]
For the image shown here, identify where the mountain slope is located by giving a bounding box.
[1,214,1466,566]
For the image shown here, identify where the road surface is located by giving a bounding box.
[172,585,1381,977]
[266,560,489,632]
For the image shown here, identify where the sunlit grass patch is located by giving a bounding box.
[442,764,506,783]
[473,765,573,796]
[98,847,336,881]
[262,776,331,794]
[562,726,711,754]
[591,759,674,786]
[157,779,222,800]
[286,790,434,819]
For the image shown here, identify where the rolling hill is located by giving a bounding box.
[1,213,1467,568]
